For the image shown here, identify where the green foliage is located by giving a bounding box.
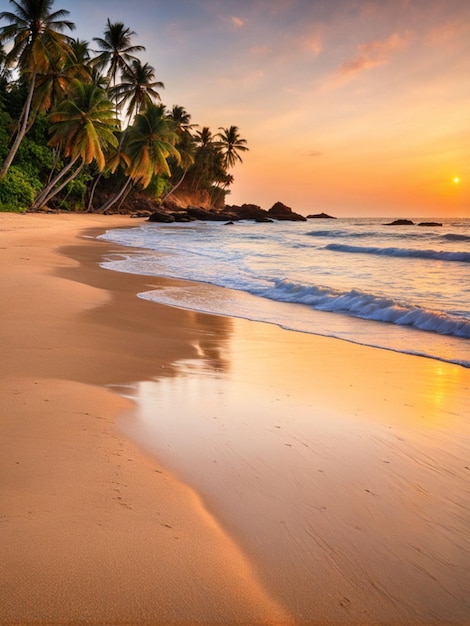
[55,169,92,211]
[0,166,35,212]
[145,174,169,200]
[0,7,248,210]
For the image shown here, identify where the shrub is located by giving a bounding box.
[0,166,35,212]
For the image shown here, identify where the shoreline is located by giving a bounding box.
[1,212,469,625]
[0,213,291,625]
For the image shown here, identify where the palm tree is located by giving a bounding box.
[112,59,164,123]
[32,44,87,115]
[216,125,248,169]
[160,105,196,204]
[194,126,214,149]
[125,103,180,187]
[97,104,180,213]
[168,105,196,134]
[0,0,75,179]
[0,41,11,84]
[92,19,145,107]
[31,79,118,209]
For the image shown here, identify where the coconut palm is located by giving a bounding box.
[96,105,180,212]
[168,105,196,134]
[125,103,180,187]
[159,105,196,204]
[32,44,89,115]
[0,41,11,83]
[194,125,214,148]
[188,126,226,192]
[92,19,145,102]
[112,59,164,123]
[216,125,248,169]
[0,0,75,179]
[31,79,118,209]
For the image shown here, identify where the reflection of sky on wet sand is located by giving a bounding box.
[121,318,470,623]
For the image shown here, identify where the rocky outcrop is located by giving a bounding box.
[148,200,308,224]
[418,222,442,227]
[383,219,415,225]
[224,203,269,220]
[223,202,306,222]
[307,212,336,219]
[268,202,306,221]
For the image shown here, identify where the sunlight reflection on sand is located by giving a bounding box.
[121,318,470,623]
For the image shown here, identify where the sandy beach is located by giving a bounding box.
[1,212,469,625]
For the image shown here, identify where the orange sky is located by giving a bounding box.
[63,0,470,217]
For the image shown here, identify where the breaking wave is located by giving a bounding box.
[325,243,470,263]
[256,280,470,339]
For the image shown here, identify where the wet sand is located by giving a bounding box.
[1,212,469,625]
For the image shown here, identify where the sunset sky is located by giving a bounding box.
[60,0,470,217]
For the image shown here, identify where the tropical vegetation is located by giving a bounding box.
[0,0,248,213]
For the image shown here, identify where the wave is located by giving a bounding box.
[306,229,377,239]
[325,243,470,263]
[257,280,470,339]
[442,233,470,242]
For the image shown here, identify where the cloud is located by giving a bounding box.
[308,150,323,157]
[230,16,245,28]
[338,32,411,78]
[321,31,412,91]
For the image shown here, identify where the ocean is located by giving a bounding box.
[98,217,470,368]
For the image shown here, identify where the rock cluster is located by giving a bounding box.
[147,201,308,223]
[306,212,336,219]
[383,219,443,226]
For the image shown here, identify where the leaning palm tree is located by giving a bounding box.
[97,104,180,213]
[30,79,118,210]
[0,0,75,179]
[112,59,164,123]
[216,125,249,169]
[92,19,145,109]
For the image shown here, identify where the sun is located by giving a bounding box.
[453,177,460,184]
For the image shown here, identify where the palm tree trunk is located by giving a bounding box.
[94,176,133,213]
[31,154,81,210]
[116,181,134,210]
[0,73,37,180]
[33,162,84,210]
[160,168,188,205]
[86,172,103,211]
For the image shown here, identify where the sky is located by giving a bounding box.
[57,0,470,217]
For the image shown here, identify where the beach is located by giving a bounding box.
[1,212,469,625]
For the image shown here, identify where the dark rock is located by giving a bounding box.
[185,206,234,221]
[130,212,152,218]
[225,203,269,220]
[255,217,274,223]
[418,222,443,227]
[268,201,306,221]
[185,206,214,220]
[148,210,175,223]
[224,221,235,225]
[170,212,195,222]
[307,212,336,219]
[383,219,415,226]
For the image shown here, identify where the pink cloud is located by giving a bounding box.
[230,16,245,28]
[338,32,411,78]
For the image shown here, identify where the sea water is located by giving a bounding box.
[98,217,470,368]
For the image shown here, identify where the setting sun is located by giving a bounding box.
[453,177,460,184]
